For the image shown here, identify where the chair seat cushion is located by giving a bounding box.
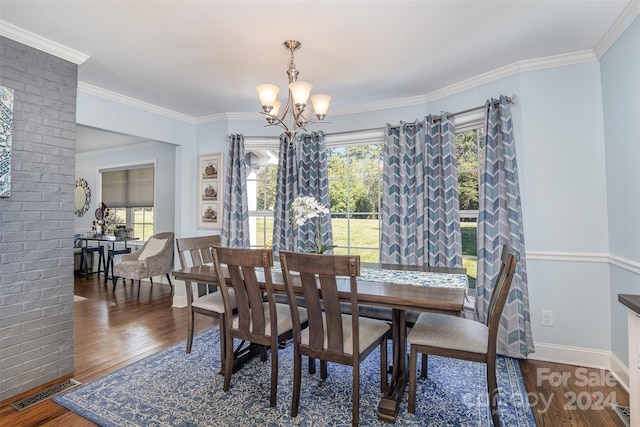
[113,260,148,280]
[192,290,236,313]
[301,314,390,355]
[231,303,308,337]
[407,312,488,354]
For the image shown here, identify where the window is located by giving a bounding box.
[246,149,279,249]
[327,144,383,262]
[244,125,482,276]
[455,125,484,287]
[101,165,155,240]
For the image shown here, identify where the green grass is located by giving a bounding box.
[255,218,478,287]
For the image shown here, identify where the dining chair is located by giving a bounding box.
[211,246,308,407]
[279,251,390,427]
[407,244,517,427]
[175,235,234,357]
[112,232,174,298]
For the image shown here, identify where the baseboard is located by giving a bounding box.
[609,352,630,392]
[530,342,629,392]
[172,295,187,308]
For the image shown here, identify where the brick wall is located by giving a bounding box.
[0,36,77,401]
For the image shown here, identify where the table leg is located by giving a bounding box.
[378,308,407,423]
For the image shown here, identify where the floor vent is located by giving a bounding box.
[10,379,81,411]
[612,404,630,427]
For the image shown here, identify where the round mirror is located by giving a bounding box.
[74,178,91,217]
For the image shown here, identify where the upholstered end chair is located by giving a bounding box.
[113,232,175,298]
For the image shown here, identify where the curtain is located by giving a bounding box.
[221,134,250,248]
[381,115,462,267]
[475,96,534,358]
[295,131,334,253]
[272,134,298,256]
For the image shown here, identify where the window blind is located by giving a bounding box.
[101,166,155,207]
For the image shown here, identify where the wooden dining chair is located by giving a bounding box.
[279,251,390,427]
[175,235,235,358]
[211,246,308,407]
[407,244,517,427]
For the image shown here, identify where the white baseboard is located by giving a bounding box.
[609,352,631,392]
[530,342,629,392]
[172,295,188,308]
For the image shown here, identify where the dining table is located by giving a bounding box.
[172,261,468,424]
[77,235,139,282]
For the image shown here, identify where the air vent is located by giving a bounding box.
[10,379,81,411]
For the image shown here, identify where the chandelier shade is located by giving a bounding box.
[256,40,331,139]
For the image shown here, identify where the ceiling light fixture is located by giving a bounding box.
[256,40,331,140]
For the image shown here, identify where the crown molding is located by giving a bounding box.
[196,112,259,125]
[76,140,159,157]
[78,49,600,125]
[77,82,197,124]
[0,20,89,65]
[424,50,598,104]
[330,94,428,116]
[594,0,640,58]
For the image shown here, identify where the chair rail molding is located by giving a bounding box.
[527,251,640,275]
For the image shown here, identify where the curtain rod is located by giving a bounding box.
[243,94,518,138]
[432,94,518,122]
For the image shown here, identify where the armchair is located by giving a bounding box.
[112,232,174,298]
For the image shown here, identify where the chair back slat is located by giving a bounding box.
[299,272,326,349]
[486,245,518,348]
[280,251,361,357]
[212,247,274,338]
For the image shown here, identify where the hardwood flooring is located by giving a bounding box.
[0,275,630,426]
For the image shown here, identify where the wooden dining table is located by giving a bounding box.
[172,262,467,424]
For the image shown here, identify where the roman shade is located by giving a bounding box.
[101,166,154,207]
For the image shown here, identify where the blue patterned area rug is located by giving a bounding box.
[54,328,535,426]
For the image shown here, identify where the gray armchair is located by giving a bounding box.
[113,232,174,298]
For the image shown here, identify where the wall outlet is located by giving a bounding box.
[541,309,554,327]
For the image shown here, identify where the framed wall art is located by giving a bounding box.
[197,152,224,229]
[0,85,14,198]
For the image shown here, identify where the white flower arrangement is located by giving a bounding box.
[290,196,336,254]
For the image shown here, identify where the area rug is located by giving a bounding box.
[54,328,535,426]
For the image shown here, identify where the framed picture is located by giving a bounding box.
[197,152,223,229]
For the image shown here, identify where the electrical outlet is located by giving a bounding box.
[542,309,554,327]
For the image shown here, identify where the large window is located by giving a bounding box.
[101,165,155,240]
[246,149,278,249]
[456,125,484,287]
[327,144,383,262]
[244,124,482,279]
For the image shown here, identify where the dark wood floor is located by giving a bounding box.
[0,275,629,426]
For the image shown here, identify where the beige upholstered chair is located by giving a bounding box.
[407,244,517,427]
[175,235,235,358]
[112,232,175,298]
[279,251,390,427]
[211,246,307,407]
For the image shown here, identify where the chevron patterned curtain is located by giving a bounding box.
[295,131,333,253]
[221,134,250,248]
[475,96,534,358]
[272,134,298,256]
[381,116,462,266]
[425,115,462,267]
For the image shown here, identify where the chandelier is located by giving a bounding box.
[256,40,331,140]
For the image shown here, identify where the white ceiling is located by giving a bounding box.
[0,0,635,122]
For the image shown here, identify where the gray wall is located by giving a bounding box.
[0,36,77,401]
